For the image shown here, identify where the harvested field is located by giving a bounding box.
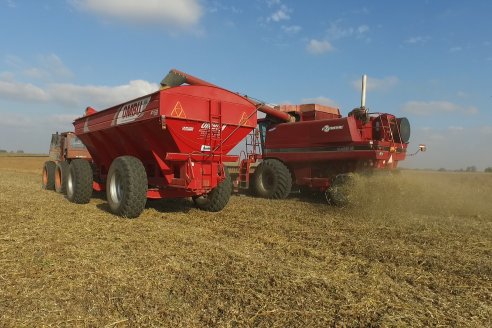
[0,156,491,327]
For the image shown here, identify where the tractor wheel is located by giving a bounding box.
[42,161,56,190]
[67,159,93,204]
[193,167,232,212]
[326,173,355,206]
[55,161,70,194]
[106,156,148,218]
[252,159,292,199]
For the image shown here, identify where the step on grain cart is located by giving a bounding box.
[42,132,92,193]
[231,75,424,204]
[46,69,268,218]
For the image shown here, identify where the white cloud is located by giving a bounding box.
[0,112,34,128]
[301,96,339,108]
[23,54,73,81]
[456,91,468,98]
[48,79,159,108]
[401,100,479,116]
[268,4,291,22]
[5,0,16,8]
[448,126,464,131]
[351,76,399,92]
[326,21,370,40]
[282,25,301,34]
[0,78,158,108]
[404,36,430,44]
[0,80,50,102]
[306,39,335,55]
[358,25,369,34]
[73,0,203,29]
[266,0,281,6]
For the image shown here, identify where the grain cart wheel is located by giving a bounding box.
[193,167,232,212]
[106,156,148,218]
[54,161,69,194]
[252,159,292,199]
[67,159,93,204]
[326,173,355,207]
[42,161,56,190]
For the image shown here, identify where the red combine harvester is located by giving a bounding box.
[62,69,262,217]
[231,75,416,204]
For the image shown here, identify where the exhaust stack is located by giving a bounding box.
[361,74,367,108]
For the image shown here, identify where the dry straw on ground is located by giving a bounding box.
[0,156,491,327]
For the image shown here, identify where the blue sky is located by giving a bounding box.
[0,0,491,170]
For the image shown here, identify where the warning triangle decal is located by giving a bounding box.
[171,101,186,118]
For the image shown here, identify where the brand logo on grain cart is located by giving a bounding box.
[200,122,226,131]
[115,96,151,125]
[321,124,344,132]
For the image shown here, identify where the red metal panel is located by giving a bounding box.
[73,85,256,198]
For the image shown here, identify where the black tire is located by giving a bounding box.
[106,156,148,218]
[67,159,93,204]
[193,166,232,212]
[42,161,56,190]
[252,159,292,199]
[55,161,70,194]
[326,173,355,206]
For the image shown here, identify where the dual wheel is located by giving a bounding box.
[42,160,70,193]
[43,156,147,218]
[43,156,232,217]
[43,159,94,203]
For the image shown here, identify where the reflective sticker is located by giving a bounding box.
[83,119,90,133]
[239,111,248,125]
[171,101,186,118]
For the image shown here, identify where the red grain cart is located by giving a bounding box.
[66,70,256,217]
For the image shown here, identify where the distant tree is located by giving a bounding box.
[438,168,446,172]
[465,166,477,172]
[0,149,6,153]
[485,167,492,173]
[16,150,24,154]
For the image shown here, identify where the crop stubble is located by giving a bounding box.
[0,156,490,327]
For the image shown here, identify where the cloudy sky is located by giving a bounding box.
[0,0,491,170]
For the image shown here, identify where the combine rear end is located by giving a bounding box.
[238,75,415,204]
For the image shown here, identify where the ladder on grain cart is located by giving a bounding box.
[235,129,261,191]
[202,101,223,189]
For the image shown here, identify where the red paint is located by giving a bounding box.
[73,85,256,198]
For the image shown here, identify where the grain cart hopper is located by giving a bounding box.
[67,69,257,217]
[237,75,413,204]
